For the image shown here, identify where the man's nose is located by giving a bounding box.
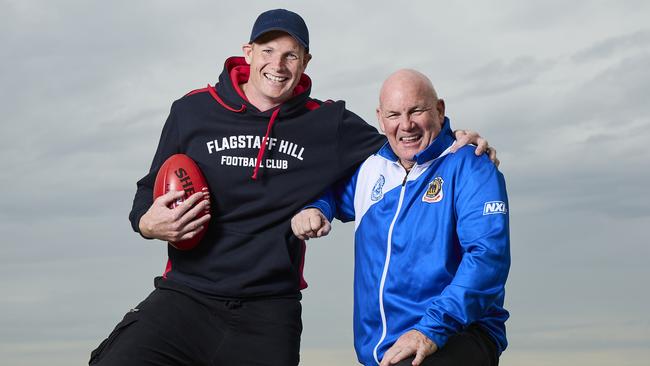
[398,115,414,130]
[269,54,286,70]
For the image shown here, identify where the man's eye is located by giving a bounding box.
[287,54,298,60]
[412,110,424,115]
[262,49,272,54]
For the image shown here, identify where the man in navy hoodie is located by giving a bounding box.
[90,9,496,366]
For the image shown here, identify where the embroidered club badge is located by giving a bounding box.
[422,177,444,203]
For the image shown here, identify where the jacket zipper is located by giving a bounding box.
[373,167,410,365]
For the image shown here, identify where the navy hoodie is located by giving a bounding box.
[129,57,386,298]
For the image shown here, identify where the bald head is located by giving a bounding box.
[376,69,445,170]
[379,69,438,107]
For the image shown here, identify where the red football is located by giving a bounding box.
[154,154,210,250]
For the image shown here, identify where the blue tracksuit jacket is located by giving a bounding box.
[309,118,510,365]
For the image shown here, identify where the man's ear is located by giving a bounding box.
[376,107,386,133]
[302,53,312,69]
[436,99,446,119]
[242,43,253,64]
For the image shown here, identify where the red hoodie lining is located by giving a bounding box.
[229,64,312,102]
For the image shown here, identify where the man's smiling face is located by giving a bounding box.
[377,70,445,170]
[242,31,311,110]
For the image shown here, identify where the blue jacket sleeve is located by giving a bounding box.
[412,151,510,349]
[305,167,360,223]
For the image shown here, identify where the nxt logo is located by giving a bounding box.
[483,201,507,215]
[422,177,444,203]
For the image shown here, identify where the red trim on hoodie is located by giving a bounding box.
[206,84,246,113]
[185,87,211,97]
[304,100,321,110]
[162,259,172,279]
[299,240,308,290]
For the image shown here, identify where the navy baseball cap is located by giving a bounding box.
[249,9,309,50]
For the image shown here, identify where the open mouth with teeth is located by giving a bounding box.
[264,73,289,83]
[399,135,422,144]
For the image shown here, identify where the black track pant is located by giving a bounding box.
[89,278,302,366]
[392,324,499,366]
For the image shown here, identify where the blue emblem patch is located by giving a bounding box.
[371,175,385,201]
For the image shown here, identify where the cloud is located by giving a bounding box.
[456,56,556,99]
[572,29,650,63]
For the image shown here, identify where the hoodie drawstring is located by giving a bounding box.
[207,84,246,113]
[251,108,280,180]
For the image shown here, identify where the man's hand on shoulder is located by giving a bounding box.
[291,208,331,240]
[379,329,438,366]
[139,190,211,243]
[451,129,500,167]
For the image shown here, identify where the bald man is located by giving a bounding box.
[292,70,510,366]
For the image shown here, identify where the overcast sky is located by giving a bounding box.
[1,1,649,365]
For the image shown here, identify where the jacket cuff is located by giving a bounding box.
[304,201,333,222]
[410,325,449,350]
